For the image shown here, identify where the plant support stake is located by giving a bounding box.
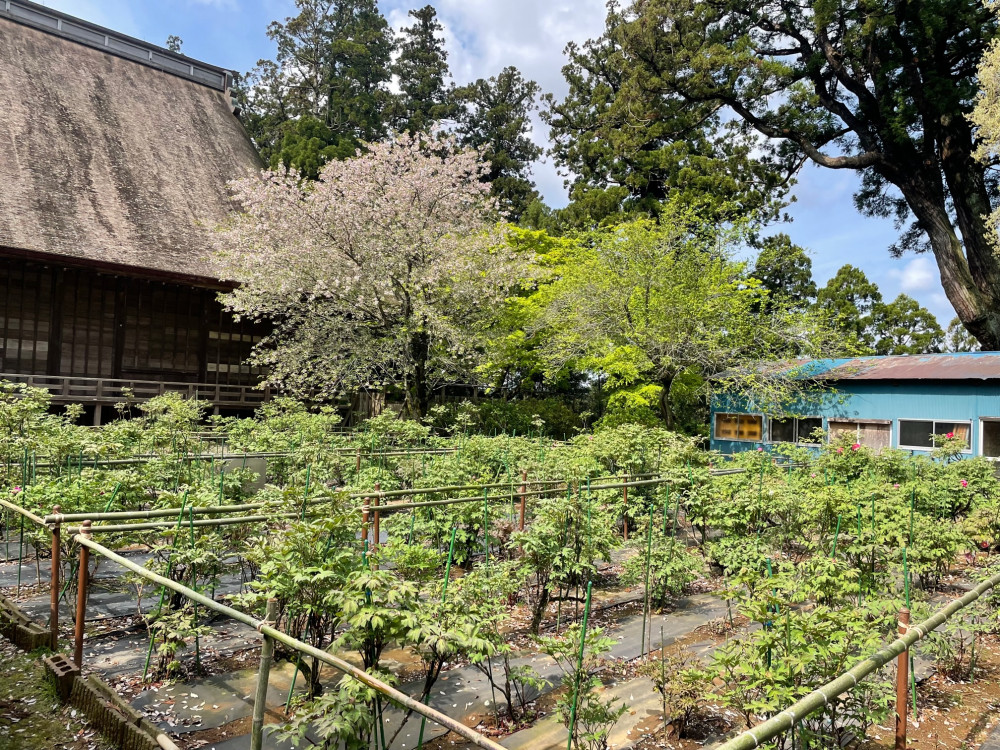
[567,581,593,750]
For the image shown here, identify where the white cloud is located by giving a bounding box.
[887,256,937,295]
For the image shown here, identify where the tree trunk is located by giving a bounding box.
[894,171,1000,349]
[659,372,675,429]
[403,330,431,419]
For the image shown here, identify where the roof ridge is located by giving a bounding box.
[0,0,232,91]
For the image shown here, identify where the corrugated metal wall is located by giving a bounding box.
[710,381,1000,458]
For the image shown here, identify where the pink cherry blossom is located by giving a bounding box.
[212,133,522,400]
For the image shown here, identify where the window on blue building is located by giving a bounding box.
[898,420,970,451]
[770,416,822,444]
[714,413,763,441]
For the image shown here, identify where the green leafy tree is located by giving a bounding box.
[453,66,543,221]
[609,0,1000,348]
[236,0,394,177]
[542,3,792,229]
[873,294,944,355]
[535,209,841,426]
[387,5,452,134]
[751,235,816,312]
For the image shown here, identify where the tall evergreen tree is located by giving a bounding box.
[752,235,816,312]
[815,265,883,350]
[453,66,542,221]
[389,5,452,134]
[235,0,394,178]
[542,4,792,229]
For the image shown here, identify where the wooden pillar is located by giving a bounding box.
[895,607,910,750]
[49,505,61,651]
[73,521,91,668]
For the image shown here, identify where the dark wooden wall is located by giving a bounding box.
[0,258,265,385]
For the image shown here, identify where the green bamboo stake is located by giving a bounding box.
[285,624,308,712]
[417,527,459,749]
[765,557,775,669]
[483,490,489,566]
[442,527,457,601]
[301,464,312,521]
[567,581,593,750]
[16,514,24,597]
[640,507,654,658]
[103,483,122,513]
[909,488,915,547]
[189,505,201,669]
[408,508,416,545]
[830,514,842,558]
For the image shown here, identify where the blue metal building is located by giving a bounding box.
[710,353,1000,458]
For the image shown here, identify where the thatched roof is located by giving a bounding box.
[0,6,261,283]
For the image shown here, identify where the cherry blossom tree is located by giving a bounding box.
[213,134,524,417]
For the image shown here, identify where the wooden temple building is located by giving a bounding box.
[0,0,269,422]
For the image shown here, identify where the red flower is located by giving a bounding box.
[851,443,861,451]
[960,479,969,488]
[946,432,955,439]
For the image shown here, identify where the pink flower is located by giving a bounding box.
[893,483,900,488]
[837,447,843,454]
[960,479,969,488]
[810,473,816,478]
[11,486,21,494]
[757,447,764,452]
[946,432,955,439]
[851,443,861,451]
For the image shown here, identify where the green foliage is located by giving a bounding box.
[710,600,892,746]
[387,5,452,134]
[608,0,1000,346]
[453,66,543,221]
[536,625,626,750]
[621,527,703,608]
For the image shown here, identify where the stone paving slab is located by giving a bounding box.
[981,721,1000,750]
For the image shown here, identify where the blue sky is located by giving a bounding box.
[42,0,955,326]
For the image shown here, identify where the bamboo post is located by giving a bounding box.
[251,599,278,750]
[640,507,654,658]
[567,580,593,750]
[622,475,629,541]
[895,607,910,750]
[518,470,527,532]
[50,505,61,650]
[372,483,381,553]
[73,521,91,668]
[362,497,370,546]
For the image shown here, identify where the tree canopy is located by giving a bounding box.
[578,0,1000,347]
[213,135,525,417]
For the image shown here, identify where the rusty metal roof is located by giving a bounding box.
[778,353,1000,381]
